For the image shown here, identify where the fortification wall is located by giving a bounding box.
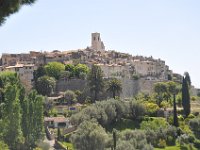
[56,78,157,99]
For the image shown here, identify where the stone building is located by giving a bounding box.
[91,33,105,51]
[4,64,36,90]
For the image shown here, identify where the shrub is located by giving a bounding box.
[191,96,196,101]
[157,139,166,148]
[132,74,140,80]
[140,118,168,131]
[160,101,170,108]
[188,114,195,119]
[194,139,200,149]
[144,102,159,117]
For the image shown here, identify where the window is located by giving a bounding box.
[94,37,96,41]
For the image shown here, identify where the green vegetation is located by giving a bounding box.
[0,72,44,149]
[107,78,122,99]
[45,62,65,80]
[182,77,191,117]
[0,0,36,26]
[36,75,56,96]
[87,64,104,102]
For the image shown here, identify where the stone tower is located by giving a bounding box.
[91,33,105,51]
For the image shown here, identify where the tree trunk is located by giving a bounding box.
[113,91,116,99]
[173,94,179,127]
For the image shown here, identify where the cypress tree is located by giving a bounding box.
[173,94,179,127]
[182,77,190,117]
[113,129,117,150]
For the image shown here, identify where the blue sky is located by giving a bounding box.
[0,0,200,87]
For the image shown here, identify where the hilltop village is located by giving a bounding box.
[0,33,180,89]
[1,33,200,150]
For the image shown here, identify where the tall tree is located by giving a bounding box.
[2,84,24,150]
[36,76,56,96]
[154,82,167,106]
[0,0,37,26]
[182,77,190,117]
[33,66,46,82]
[113,129,117,150]
[184,72,191,86]
[21,90,44,148]
[107,78,122,99]
[88,64,104,102]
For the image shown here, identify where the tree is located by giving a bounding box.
[182,77,190,117]
[0,0,37,26]
[107,78,122,99]
[184,72,191,86]
[33,66,46,82]
[64,90,77,104]
[36,76,56,96]
[65,64,75,78]
[2,84,24,149]
[74,64,89,79]
[154,82,167,106]
[70,121,108,150]
[113,129,117,150]
[45,62,65,80]
[21,90,44,148]
[129,101,146,120]
[88,64,104,102]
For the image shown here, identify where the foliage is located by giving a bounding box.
[189,118,200,139]
[70,99,127,127]
[74,64,89,79]
[117,129,153,150]
[87,64,104,102]
[144,102,159,116]
[182,77,191,117]
[107,78,122,99]
[64,90,77,104]
[0,0,37,26]
[0,71,19,88]
[33,66,46,82]
[184,72,191,86]
[145,125,177,147]
[45,62,65,80]
[129,100,146,120]
[70,121,109,150]
[141,117,168,131]
[36,76,56,96]
[21,90,44,148]
[154,82,168,106]
[0,140,9,150]
[132,74,140,80]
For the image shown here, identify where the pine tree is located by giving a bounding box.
[182,77,191,117]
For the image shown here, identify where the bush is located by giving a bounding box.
[188,114,195,119]
[160,101,170,108]
[191,96,196,101]
[144,102,159,117]
[194,139,200,149]
[64,90,77,105]
[157,139,166,148]
[129,101,146,120]
[132,74,140,80]
[140,118,168,131]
